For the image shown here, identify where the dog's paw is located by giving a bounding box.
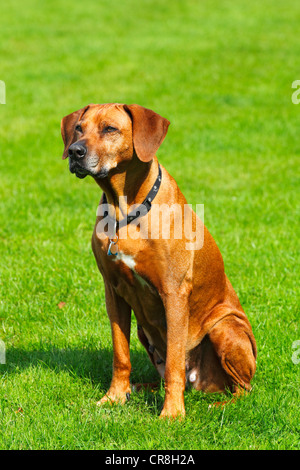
[96,389,131,406]
[159,403,186,420]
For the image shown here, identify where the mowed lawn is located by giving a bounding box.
[0,0,299,450]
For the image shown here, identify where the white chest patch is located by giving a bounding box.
[113,251,151,290]
[113,252,136,270]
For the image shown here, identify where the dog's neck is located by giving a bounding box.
[94,155,159,220]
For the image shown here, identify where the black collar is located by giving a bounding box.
[102,164,162,231]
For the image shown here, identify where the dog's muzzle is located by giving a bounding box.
[68,142,108,180]
[69,158,88,178]
[68,142,89,178]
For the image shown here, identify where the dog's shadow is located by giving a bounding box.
[3,345,160,396]
[2,347,232,414]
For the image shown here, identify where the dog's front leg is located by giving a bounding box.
[160,293,189,419]
[97,282,132,406]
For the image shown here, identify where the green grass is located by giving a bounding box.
[0,0,299,450]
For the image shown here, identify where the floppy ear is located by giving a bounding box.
[124,104,170,162]
[61,105,90,159]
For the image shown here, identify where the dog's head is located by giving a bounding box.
[61,103,170,179]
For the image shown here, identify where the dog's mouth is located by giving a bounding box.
[69,160,89,179]
[72,166,88,179]
[74,167,88,179]
[69,159,109,180]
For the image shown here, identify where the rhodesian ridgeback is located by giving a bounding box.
[61,103,257,418]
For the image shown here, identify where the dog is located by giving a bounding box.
[61,103,257,418]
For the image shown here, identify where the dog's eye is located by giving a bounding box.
[75,124,83,133]
[103,126,118,133]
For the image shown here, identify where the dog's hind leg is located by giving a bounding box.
[206,313,257,395]
[188,312,256,398]
[187,334,232,393]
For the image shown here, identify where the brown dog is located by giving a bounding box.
[61,103,257,418]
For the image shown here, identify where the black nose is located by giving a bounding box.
[68,142,87,159]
